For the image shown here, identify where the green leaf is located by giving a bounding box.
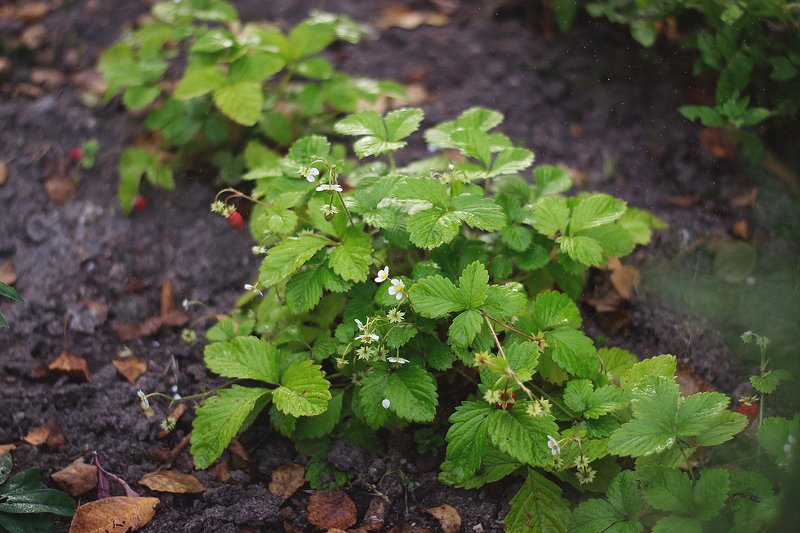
[532,290,581,330]
[441,400,494,482]
[545,327,597,378]
[258,235,328,288]
[191,385,272,469]
[642,467,694,514]
[117,148,151,214]
[293,389,344,439]
[385,107,424,140]
[598,347,638,380]
[505,469,570,533]
[191,28,236,53]
[213,82,263,126]
[393,177,449,208]
[354,369,390,429]
[651,516,702,533]
[273,360,331,417]
[532,197,570,236]
[204,336,280,383]
[501,225,533,252]
[408,275,464,317]
[329,228,373,282]
[679,106,726,128]
[564,379,627,419]
[751,369,792,394]
[406,208,461,249]
[228,52,284,83]
[488,404,559,467]
[122,86,160,110]
[557,235,604,265]
[451,194,507,232]
[0,282,22,303]
[174,65,226,100]
[480,284,527,319]
[0,489,75,516]
[285,267,346,313]
[335,108,423,157]
[570,470,644,533]
[757,414,799,467]
[448,309,484,347]
[0,513,54,533]
[385,365,438,422]
[533,165,572,197]
[458,261,489,308]
[620,355,676,392]
[446,448,520,489]
[693,469,730,521]
[488,147,535,178]
[552,0,579,32]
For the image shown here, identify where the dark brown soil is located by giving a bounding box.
[0,0,768,531]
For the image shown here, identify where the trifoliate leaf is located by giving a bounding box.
[531,196,570,236]
[533,165,572,198]
[488,404,559,467]
[451,193,507,232]
[272,360,331,417]
[408,275,465,317]
[258,235,328,287]
[544,327,598,378]
[293,389,344,439]
[598,347,638,381]
[458,261,490,309]
[557,235,604,265]
[328,228,373,282]
[448,309,484,347]
[488,147,535,178]
[505,469,570,533]
[480,285,527,319]
[750,369,792,394]
[579,223,635,258]
[564,379,627,419]
[620,354,676,392]
[334,108,423,157]
[213,82,263,126]
[441,400,494,483]
[569,194,627,233]
[424,107,503,149]
[407,208,461,249]
[570,470,644,533]
[204,336,280,383]
[531,290,581,330]
[385,364,438,423]
[191,386,272,469]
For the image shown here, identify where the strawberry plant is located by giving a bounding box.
[0,282,22,328]
[99,0,404,213]
[0,454,74,532]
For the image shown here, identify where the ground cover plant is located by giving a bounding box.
[551,0,800,158]
[0,454,74,533]
[0,282,22,328]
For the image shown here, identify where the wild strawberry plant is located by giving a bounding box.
[98,0,403,213]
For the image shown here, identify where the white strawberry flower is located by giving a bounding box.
[382,398,391,409]
[387,356,409,365]
[374,266,389,284]
[315,183,343,192]
[301,166,320,182]
[547,435,561,456]
[137,390,150,410]
[354,318,366,331]
[356,332,379,343]
[244,283,263,296]
[388,279,405,300]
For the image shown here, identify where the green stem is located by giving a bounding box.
[388,152,396,173]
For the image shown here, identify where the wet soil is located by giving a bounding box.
[0,0,762,531]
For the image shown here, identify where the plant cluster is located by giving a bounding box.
[0,454,74,533]
[0,282,22,328]
[98,0,403,213]
[552,0,800,158]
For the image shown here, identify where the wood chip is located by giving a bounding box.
[70,496,159,533]
[0,260,16,285]
[52,459,98,497]
[269,464,305,501]
[112,357,147,384]
[139,470,206,494]
[35,350,91,382]
[424,504,461,533]
[307,490,357,530]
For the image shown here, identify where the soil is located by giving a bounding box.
[0,0,767,531]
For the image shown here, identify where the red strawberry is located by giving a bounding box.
[69,148,83,161]
[133,195,147,213]
[226,210,244,230]
[737,400,758,422]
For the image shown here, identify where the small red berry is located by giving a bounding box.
[737,401,758,422]
[226,210,244,230]
[69,148,83,161]
[133,195,147,213]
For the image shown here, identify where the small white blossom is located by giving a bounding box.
[388,279,405,300]
[251,245,268,255]
[319,204,339,217]
[387,356,410,365]
[181,299,189,310]
[301,166,320,182]
[244,283,263,296]
[448,163,455,170]
[316,183,343,192]
[382,398,391,409]
[173,393,182,400]
[547,435,561,456]
[170,385,179,394]
[374,266,389,284]
[355,318,366,331]
[137,390,150,409]
[356,332,380,343]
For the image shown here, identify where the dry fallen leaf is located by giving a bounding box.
[0,161,7,186]
[608,262,641,300]
[676,362,715,397]
[139,470,206,494]
[269,464,305,501]
[30,67,65,88]
[212,461,231,483]
[733,220,750,240]
[70,496,159,533]
[377,5,449,30]
[0,444,16,456]
[15,2,52,23]
[44,175,76,203]
[699,127,738,160]
[20,24,47,49]
[35,350,91,382]
[115,282,188,341]
[22,426,50,446]
[52,459,98,497]
[307,490,357,530]
[0,260,16,285]
[113,357,147,384]
[70,69,107,95]
[666,194,702,208]
[228,438,250,469]
[424,504,461,533]
[730,186,758,208]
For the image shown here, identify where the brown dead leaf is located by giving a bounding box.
[70,69,106,95]
[22,426,50,446]
[35,350,91,382]
[555,163,587,188]
[307,490,357,530]
[46,423,66,451]
[139,470,205,494]
[269,464,305,501]
[0,444,16,456]
[730,186,758,208]
[44,175,76,203]
[666,194,702,208]
[699,127,738,160]
[69,496,159,533]
[377,5,449,30]
[0,161,7,186]
[676,362,715,397]
[115,282,188,341]
[424,504,461,533]
[228,438,250,469]
[30,67,65,88]
[212,461,231,483]
[733,220,749,240]
[21,24,47,49]
[113,357,147,384]
[52,459,98,497]
[609,263,641,300]
[16,2,52,23]
[0,260,16,285]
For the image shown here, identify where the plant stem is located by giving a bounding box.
[484,314,539,343]
[388,152,396,173]
[484,315,535,402]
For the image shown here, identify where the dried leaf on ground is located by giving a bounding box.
[228,438,250,468]
[35,350,91,382]
[424,504,461,533]
[676,362,716,397]
[0,444,16,456]
[20,24,47,49]
[139,470,206,494]
[307,490,357,530]
[113,357,147,384]
[52,459,98,497]
[70,68,106,95]
[22,426,50,446]
[30,67,65,88]
[269,464,305,501]
[45,423,67,450]
[70,496,159,533]
[730,186,758,208]
[0,161,7,186]
[377,5,449,30]
[699,127,738,159]
[44,175,76,203]
[15,2,53,23]
[666,194,702,208]
[607,258,641,300]
[115,282,188,341]
[212,461,231,483]
[0,260,16,285]
[733,220,749,240]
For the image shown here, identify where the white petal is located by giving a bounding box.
[388,286,397,295]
